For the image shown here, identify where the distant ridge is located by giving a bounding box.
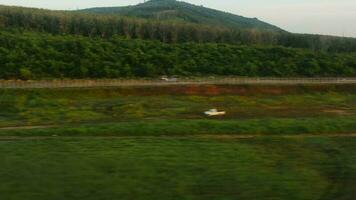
[80,0,283,32]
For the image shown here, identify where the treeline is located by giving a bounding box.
[0,30,355,79]
[0,6,278,44]
[1,5,356,53]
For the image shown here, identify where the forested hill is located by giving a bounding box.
[0,2,356,80]
[80,0,282,32]
[1,4,356,53]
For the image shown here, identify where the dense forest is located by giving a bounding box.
[0,29,355,79]
[1,5,356,53]
[0,1,356,79]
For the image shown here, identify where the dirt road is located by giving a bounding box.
[1,78,356,89]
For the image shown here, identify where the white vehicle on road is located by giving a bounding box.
[161,76,178,82]
[204,109,226,116]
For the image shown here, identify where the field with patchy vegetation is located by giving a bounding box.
[1,84,356,135]
[0,84,356,200]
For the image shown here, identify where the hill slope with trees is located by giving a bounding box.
[1,5,356,53]
[80,0,282,32]
[0,1,356,79]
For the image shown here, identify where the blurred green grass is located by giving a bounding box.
[0,137,355,200]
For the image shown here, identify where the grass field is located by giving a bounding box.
[0,84,356,200]
[0,137,355,200]
[1,84,356,135]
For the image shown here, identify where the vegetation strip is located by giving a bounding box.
[0,117,356,137]
[1,134,356,141]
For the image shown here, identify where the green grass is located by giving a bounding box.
[1,86,356,134]
[0,137,355,200]
[1,117,356,137]
[1,85,356,199]
[1,86,356,137]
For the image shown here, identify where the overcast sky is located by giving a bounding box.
[1,0,355,37]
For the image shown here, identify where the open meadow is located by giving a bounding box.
[0,84,356,200]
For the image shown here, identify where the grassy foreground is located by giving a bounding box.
[0,137,355,200]
[1,84,356,200]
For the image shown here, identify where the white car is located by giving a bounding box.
[161,77,178,82]
[204,109,226,116]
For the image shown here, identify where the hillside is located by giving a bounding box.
[0,2,356,80]
[1,4,356,53]
[80,0,283,32]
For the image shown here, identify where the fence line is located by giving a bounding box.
[1,78,356,89]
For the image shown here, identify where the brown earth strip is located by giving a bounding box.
[4,83,356,96]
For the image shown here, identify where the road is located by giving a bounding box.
[1,78,356,89]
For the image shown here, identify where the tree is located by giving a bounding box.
[19,67,32,80]
[0,16,5,27]
[298,58,321,76]
[120,64,133,77]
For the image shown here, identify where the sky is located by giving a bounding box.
[0,0,355,37]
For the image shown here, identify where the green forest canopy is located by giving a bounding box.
[0,3,356,79]
[1,29,355,79]
[1,5,356,53]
